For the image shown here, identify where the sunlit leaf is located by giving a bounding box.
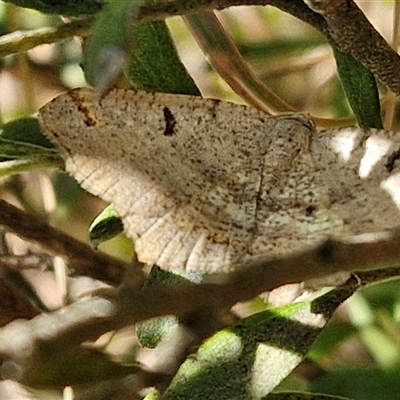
[162,285,355,399]
[89,204,124,248]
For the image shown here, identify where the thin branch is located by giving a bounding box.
[304,0,400,95]
[135,0,400,96]
[0,0,395,103]
[0,17,94,58]
[2,194,400,315]
[136,0,327,34]
[184,11,356,127]
[357,266,400,288]
[236,230,400,299]
[0,274,42,327]
[184,11,297,114]
[0,199,141,286]
[17,229,400,337]
[2,229,400,386]
[118,229,400,323]
[0,276,358,389]
[1,0,396,102]
[0,253,52,271]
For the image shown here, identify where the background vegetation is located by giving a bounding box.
[0,0,399,399]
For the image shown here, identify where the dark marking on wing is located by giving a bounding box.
[69,92,98,127]
[163,107,177,136]
[305,205,316,216]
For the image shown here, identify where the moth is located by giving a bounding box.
[39,89,400,273]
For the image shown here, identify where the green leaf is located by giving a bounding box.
[0,137,54,158]
[307,321,356,361]
[136,266,203,348]
[0,117,53,149]
[265,392,353,400]
[3,0,104,16]
[89,204,124,248]
[309,367,400,400]
[162,285,355,400]
[124,18,200,95]
[144,390,160,400]
[147,390,353,400]
[333,48,382,129]
[52,172,87,217]
[84,0,200,94]
[83,0,131,90]
[0,155,62,176]
[0,117,61,174]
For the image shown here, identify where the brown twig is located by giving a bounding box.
[184,11,356,127]
[184,11,297,114]
[0,220,48,319]
[2,194,400,319]
[136,0,400,96]
[0,274,42,327]
[0,199,140,285]
[0,17,94,58]
[0,275,358,389]
[0,253,52,271]
[136,0,327,34]
[305,0,400,96]
[120,230,400,325]
[1,1,396,101]
[40,230,400,334]
[1,229,400,387]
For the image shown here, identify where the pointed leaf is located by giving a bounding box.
[124,18,200,95]
[0,118,61,174]
[89,204,124,248]
[84,0,199,94]
[1,117,53,149]
[162,285,356,399]
[0,155,61,176]
[333,47,382,129]
[0,137,55,158]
